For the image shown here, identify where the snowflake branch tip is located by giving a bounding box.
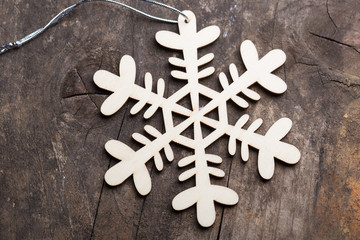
[94,55,136,116]
[228,116,300,180]
[258,118,301,179]
[240,40,287,94]
[172,185,238,227]
[104,140,151,195]
[156,11,220,51]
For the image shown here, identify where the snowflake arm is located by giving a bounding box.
[94,56,190,118]
[200,115,301,179]
[156,10,220,110]
[172,121,238,227]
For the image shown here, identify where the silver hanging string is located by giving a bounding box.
[0,0,189,55]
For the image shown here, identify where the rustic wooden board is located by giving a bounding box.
[0,0,359,239]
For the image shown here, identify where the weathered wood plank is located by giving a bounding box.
[0,0,359,239]
[0,1,135,239]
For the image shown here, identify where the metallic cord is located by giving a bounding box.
[0,0,189,55]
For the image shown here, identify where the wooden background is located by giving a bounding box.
[1,0,359,239]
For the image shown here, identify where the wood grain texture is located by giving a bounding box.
[0,0,359,239]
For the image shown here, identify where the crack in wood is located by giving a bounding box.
[317,67,360,89]
[63,93,107,99]
[89,103,130,239]
[75,69,100,111]
[90,179,106,240]
[294,60,318,67]
[326,0,338,29]
[83,123,106,147]
[217,151,236,238]
[328,78,360,88]
[309,31,360,54]
[134,196,147,240]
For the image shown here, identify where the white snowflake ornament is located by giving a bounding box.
[93,10,301,227]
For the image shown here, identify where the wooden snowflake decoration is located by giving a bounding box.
[93,11,301,227]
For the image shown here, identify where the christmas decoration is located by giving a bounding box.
[93,10,300,227]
